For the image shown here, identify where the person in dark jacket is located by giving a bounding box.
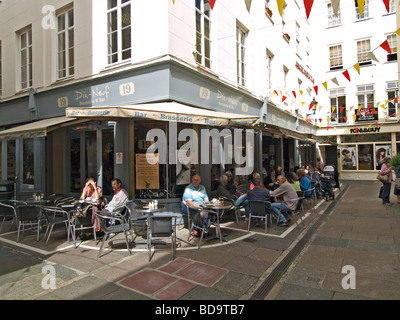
[247,178,271,226]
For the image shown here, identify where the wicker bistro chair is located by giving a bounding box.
[16,205,47,242]
[42,206,72,244]
[248,200,272,233]
[94,209,133,258]
[147,215,177,262]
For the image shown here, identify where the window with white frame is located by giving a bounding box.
[329,44,343,70]
[357,39,371,65]
[236,25,246,87]
[330,89,346,123]
[357,84,375,110]
[386,34,397,62]
[107,0,131,65]
[327,2,341,27]
[388,0,396,13]
[387,81,398,119]
[195,0,212,68]
[355,0,369,20]
[266,48,274,98]
[19,27,32,90]
[57,8,74,79]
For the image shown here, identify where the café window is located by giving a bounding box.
[7,140,16,181]
[23,139,35,186]
[341,146,357,170]
[70,132,81,193]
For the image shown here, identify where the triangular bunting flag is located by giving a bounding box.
[245,0,252,12]
[172,0,175,3]
[331,77,339,86]
[282,96,287,103]
[309,104,314,111]
[209,0,216,9]
[343,117,348,122]
[396,28,400,37]
[277,0,285,16]
[273,90,278,96]
[339,107,345,114]
[331,0,340,17]
[382,0,390,13]
[353,114,357,121]
[318,119,322,123]
[306,119,310,124]
[354,63,360,75]
[322,82,328,91]
[292,91,297,99]
[395,97,398,103]
[303,0,314,19]
[375,122,378,127]
[299,90,304,96]
[306,87,312,95]
[357,0,365,17]
[332,107,336,113]
[314,85,318,95]
[366,52,379,62]
[327,126,330,131]
[380,40,392,54]
[342,70,351,82]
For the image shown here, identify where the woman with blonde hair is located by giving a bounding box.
[380,157,393,206]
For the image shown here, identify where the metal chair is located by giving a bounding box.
[94,209,133,258]
[147,215,177,262]
[69,205,97,248]
[248,200,272,233]
[186,204,222,249]
[42,206,71,244]
[16,205,47,242]
[279,197,305,227]
[219,197,240,223]
[299,187,317,209]
[125,202,147,241]
[0,202,18,232]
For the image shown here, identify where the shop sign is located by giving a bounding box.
[349,127,381,134]
[355,108,378,121]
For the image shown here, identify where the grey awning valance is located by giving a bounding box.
[65,102,260,127]
[0,116,83,141]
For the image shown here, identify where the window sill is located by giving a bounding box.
[101,60,132,73]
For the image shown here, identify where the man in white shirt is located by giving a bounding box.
[104,178,129,214]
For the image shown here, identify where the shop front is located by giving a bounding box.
[317,124,400,180]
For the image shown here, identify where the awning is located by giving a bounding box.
[65,102,260,127]
[0,116,83,141]
[280,128,313,143]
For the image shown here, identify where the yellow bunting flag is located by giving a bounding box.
[354,63,360,75]
[353,114,357,121]
[357,0,365,17]
[172,0,175,3]
[358,105,362,111]
[277,0,285,16]
[322,82,328,91]
[396,28,400,37]
[299,90,303,96]
[332,107,336,113]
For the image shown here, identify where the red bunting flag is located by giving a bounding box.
[292,91,297,98]
[367,104,371,109]
[303,0,314,19]
[209,0,216,9]
[343,117,348,122]
[342,70,351,82]
[375,122,378,127]
[318,119,322,123]
[306,119,310,124]
[327,126,330,131]
[391,113,396,117]
[313,85,318,95]
[395,97,398,103]
[380,40,392,54]
[273,90,278,96]
[309,104,314,111]
[382,0,390,13]
[282,96,287,103]
[339,107,345,114]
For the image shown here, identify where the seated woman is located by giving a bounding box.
[296,168,312,198]
[217,175,237,200]
[79,177,102,233]
[263,167,277,188]
[250,172,266,190]
[285,171,301,192]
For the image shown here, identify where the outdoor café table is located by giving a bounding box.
[197,201,231,242]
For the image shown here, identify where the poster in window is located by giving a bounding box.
[341,146,356,170]
[375,145,392,170]
[135,153,160,190]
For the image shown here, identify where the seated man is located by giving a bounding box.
[269,175,297,227]
[103,178,129,214]
[182,174,216,236]
[247,178,271,226]
[216,175,237,200]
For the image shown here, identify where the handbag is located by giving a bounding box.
[377,172,389,183]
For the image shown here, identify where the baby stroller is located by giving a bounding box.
[319,176,335,201]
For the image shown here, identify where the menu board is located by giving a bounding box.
[135,154,160,189]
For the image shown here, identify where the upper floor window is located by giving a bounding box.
[355,0,369,20]
[327,2,341,27]
[330,89,347,124]
[357,84,375,110]
[387,81,398,119]
[388,0,396,13]
[387,34,397,62]
[195,0,212,68]
[107,0,131,64]
[329,44,343,70]
[19,27,32,90]
[236,25,247,87]
[57,8,74,79]
[357,39,371,66]
[0,40,2,97]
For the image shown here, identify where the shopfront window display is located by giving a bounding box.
[358,144,374,170]
[341,146,356,170]
[375,145,391,170]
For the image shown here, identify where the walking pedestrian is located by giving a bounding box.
[380,157,393,206]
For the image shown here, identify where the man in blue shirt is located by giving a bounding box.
[182,175,216,236]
